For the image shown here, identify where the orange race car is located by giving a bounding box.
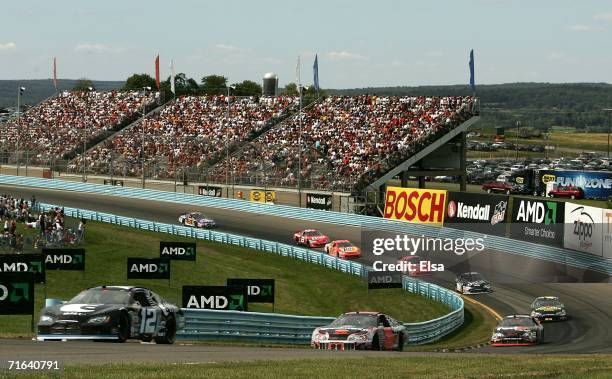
[324,240,361,259]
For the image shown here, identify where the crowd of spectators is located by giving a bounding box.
[209,95,475,191]
[0,90,154,164]
[76,95,296,178]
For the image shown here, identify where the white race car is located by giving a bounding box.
[178,212,216,228]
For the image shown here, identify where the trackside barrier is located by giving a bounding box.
[35,202,463,345]
[4,174,609,275]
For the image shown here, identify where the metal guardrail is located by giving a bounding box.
[35,202,463,345]
[2,174,610,275]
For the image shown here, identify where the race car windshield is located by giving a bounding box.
[534,299,561,308]
[337,242,353,248]
[304,231,322,237]
[499,318,534,327]
[466,273,484,281]
[68,289,131,305]
[330,315,377,328]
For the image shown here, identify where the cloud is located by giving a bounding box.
[215,44,249,53]
[327,51,368,61]
[593,12,612,21]
[424,50,446,57]
[0,42,16,50]
[74,43,124,53]
[565,24,606,32]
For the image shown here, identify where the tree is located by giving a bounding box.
[232,80,262,96]
[200,75,227,95]
[281,83,298,96]
[161,73,200,98]
[73,78,95,91]
[122,73,157,91]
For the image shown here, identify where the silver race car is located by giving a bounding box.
[455,272,492,294]
[490,315,544,346]
[178,212,216,228]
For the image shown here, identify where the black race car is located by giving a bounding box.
[455,272,492,294]
[530,296,568,321]
[490,315,544,346]
[37,286,184,344]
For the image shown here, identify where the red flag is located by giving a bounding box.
[53,57,57,90]
[155,55,160,90]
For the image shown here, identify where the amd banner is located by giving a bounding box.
[0,254,46,284]
[127,258,170,280]
[306,193,332,210]
[563,203,604,257]
[0,273,35,315]
[510,197,565,247]
[226,279,275,303]
[444,192,508,236]
[367,271,402,290]
[160,241,196,261]
[182,285,248,311]
[43,248,85,271]
[198,185,222,197]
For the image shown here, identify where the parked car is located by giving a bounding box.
[548,185,584,200]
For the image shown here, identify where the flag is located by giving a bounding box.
[295,55,301,94]
[169,59,176,95]
[53,57,58,90]
[469,49,475,93]
[155,54,160,90]
[313,54,320,91]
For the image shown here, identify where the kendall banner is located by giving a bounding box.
[43,248,85,271]
[509,197,565,247]
[383,187,447,225]
[0,273,35,315]
[226,279,275,303]
[127,258,170,280]
[563,202,603,257]
[0,254,46,283]
[306,193,332,210]
[160,241,196,261]
[182,285,248,311]
[444,192,508,236]
[367,271,402,289]
[198,185,222,197]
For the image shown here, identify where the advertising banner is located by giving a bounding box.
[509,197,564,247]
[306,193,332,210]
[383,187,447,225]
[0,254,45,284]
[535,170,612,199]
[444,192,508,236]
[43,248,85,271]
[182,286,248,311]
[0,273,35,315]
[249,190,276,204]
[127,258,170,280]
[563,203,603,256]
[198,186,222,197]
[367,271,402,289]
[226,279,275,303]
[603,208,612,259]
[160,241,196,261]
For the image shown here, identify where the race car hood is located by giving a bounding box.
[534,306,562,312]
[318,325,372,334]
[465,280,490,287]
[42,303,124,320]
[496,326,535,335]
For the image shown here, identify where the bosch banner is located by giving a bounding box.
[182,286,248,311]
[444,192,508,236]
[306,193,332,210]
[127,258,171,280]
[249,190,276,204]
[160,241,196,261]
[227,279,275,303]
[383,187,447,225]
[198,186,222,197]
[367,271,402,289]
[563,203,603,257]
[0,273,35,315]
[43,248,85,271]
[510,197,565,247]
[0,254,46,284]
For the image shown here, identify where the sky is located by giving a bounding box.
[1,0,612,88]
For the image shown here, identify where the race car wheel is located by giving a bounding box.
[395,335,404,352]
[306,241,311,248]
[372,335,383,351]
[116,313,130,343]
[570,195,575,200]
[155,317,176,345]
[487,189,492,193]
[505,190,510,195]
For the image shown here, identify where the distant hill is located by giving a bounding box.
[0,79,123,108]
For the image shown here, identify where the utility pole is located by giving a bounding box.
[16,87,25,176]
[141,87,151,188]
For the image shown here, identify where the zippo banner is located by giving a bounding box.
[43,248,85,271]
[127,258,170,280]
[0,273,35,315]
[226,279,275,303]
[563,202,603,257]
[0,254,46,284]
[182,285,248,311]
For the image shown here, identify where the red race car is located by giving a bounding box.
[397,255,432,276]
[324,240,361,259]
[293,229,330,248]
[548,185,584,200]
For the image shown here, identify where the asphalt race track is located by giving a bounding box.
[1,184,611,359]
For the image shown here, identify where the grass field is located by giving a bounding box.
[1,219,450,337]
[8,355,612,378]
[472,130,609,153]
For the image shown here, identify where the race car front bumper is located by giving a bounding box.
[36,334,119,341]
[312,341,370,350]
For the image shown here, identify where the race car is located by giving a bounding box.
[397,255,432,277]
[324,240,361,259]
[490,315,544,346]
[311,311,407,351]
[37,286,184,344]
[293,229,329,248]
[530,296,568,321]
[178,212,216,228]
[455,272,492,294]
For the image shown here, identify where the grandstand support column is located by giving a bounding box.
[400,171,409,187]
[460,131,467,191]
[418,176,426,189]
